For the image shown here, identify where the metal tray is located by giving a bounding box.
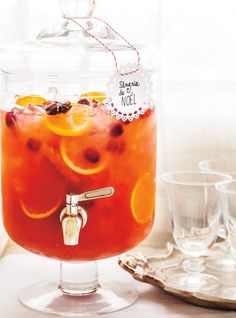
[118,243,236,310]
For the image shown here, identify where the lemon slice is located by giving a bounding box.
[131,173,156,224]
[44,106,92,137]
[80,91,106,102]
[16,95,46,107]
[60,136,109,175]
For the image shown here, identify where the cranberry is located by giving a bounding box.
[107,140,126,154]
[110,124,123,138]
[84,148,100,163]
[27,138,42,151]
[78,98,90,106]
[5,111,17,127]
[5,107,24,127]
[45,101,71,115]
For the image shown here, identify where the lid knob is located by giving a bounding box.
[60,0,96,18]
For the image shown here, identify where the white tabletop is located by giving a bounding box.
[0,250,236,318]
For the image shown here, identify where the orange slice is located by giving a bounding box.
[80,91,106,102]
[16,95,46,107]
[19,157,65,219]
[60,134,109,175]
[131,173,156,224]
[21,199,62,219]
[44,106,92,137]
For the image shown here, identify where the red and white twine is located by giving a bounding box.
[63,16,141,76]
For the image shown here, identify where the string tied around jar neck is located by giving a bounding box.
[63,15,141,76]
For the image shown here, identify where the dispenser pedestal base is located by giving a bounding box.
[19,280,138,316]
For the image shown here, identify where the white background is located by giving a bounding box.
[2,0,236,80]
[0,0,236,236]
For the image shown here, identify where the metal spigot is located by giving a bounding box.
[60,187,114,246]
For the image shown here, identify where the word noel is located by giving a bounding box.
[119,80,140,107]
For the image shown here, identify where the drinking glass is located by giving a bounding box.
[163,171,231,292]
[215,179,236,298]
[199,159,236,178]
[199,159,236,271]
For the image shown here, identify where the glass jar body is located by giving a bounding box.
[1,72,157,261]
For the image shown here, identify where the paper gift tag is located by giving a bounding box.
[106,63,153,122]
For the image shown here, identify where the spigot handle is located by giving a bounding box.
[78,187,114,202]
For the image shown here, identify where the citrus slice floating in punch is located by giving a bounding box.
[131,173,156,224]
[80,91,106,103]
[20,158,65,219]
[16,95,46,107]
[60,134,109,175]
[21,199,62,220]
[44,105,92,137]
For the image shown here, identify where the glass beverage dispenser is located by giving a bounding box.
[0,0,158,315]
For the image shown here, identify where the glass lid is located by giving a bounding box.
[0,0,156,78]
